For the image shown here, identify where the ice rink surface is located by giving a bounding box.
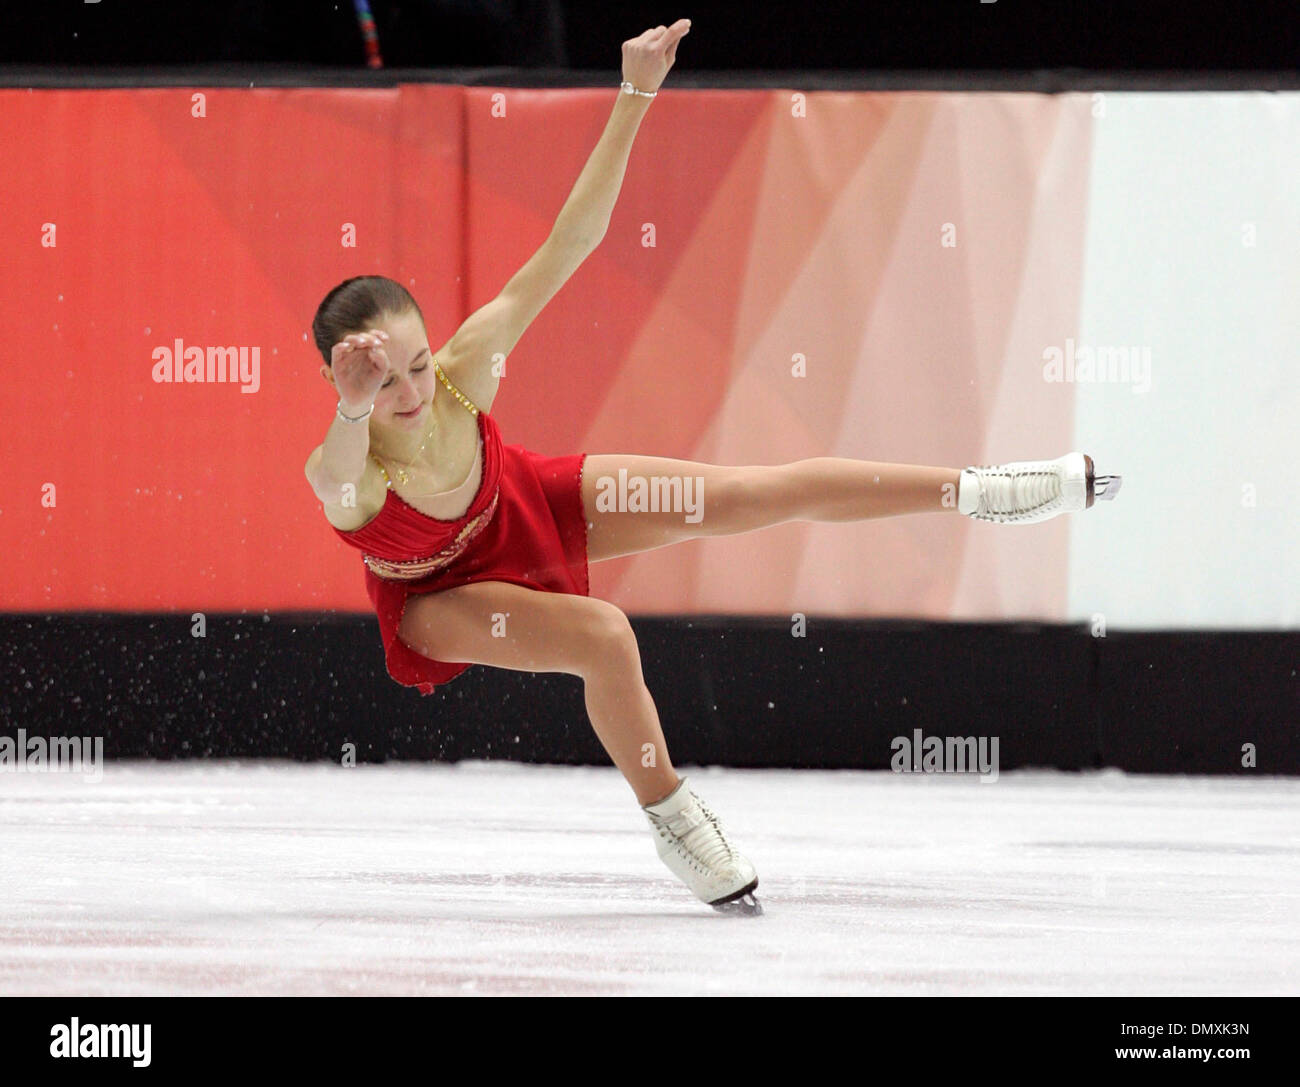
[1,761,1296,996]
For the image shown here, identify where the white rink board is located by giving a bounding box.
[1,761,1296,996]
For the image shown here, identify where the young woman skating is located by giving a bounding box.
[306,19,1120,914]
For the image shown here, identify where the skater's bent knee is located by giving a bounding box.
[394,585,640,678]
[573,601,639,671]
[580,600,635,645]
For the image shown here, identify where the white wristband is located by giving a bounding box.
[620,81,657,98]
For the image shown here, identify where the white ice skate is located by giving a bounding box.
[958,451,1121,524]
[642,777,762,915]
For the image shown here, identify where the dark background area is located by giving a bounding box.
[1,0,1297,70]
[5,615,1295,773]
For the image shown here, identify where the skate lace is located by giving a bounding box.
[974,464,1061,520]
[656,797,737,873]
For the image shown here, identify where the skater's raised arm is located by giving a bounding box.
[434,19,691,413]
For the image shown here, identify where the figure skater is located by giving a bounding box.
[305,19,1121,915]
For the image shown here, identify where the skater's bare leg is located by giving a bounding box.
[583,454,961,562]
[397,580,679,807]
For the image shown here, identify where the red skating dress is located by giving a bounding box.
[330,362,589,694]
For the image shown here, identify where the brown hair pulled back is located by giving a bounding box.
[311,276,424,366]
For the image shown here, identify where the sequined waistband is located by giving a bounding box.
[363,489,500,582]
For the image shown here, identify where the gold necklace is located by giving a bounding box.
[374,408,438,487]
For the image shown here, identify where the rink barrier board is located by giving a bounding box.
[6,81,1085,620]
[2,615,1295,774]
[8,81,1297,629]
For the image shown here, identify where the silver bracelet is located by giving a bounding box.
[620,81,657,98]
[336,399,374,423]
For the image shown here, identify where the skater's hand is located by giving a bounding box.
[621,19,691,95]
[331,329,390,412]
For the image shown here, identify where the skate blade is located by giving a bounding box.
[710,883,763,916]
[1093,474,1122,501]
[1083,454,1122,507]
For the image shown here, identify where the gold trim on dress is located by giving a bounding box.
[362,489,500,581]
[433,361,480,416]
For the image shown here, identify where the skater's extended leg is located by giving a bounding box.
[583,453,960,561]
[583,450,1121,560]
[397,581,679,807]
